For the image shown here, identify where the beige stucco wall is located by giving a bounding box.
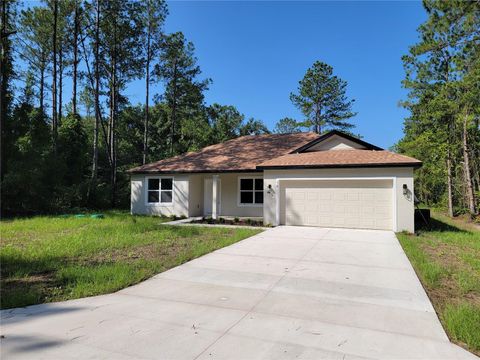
[131,172,264,218]
[130,174,189,217]
[306,135,366,151]
[263,167,415,232]
[208,173,263,217]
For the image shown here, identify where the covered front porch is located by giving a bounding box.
[188,173,265,220]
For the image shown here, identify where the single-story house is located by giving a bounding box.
[128,130,422,232]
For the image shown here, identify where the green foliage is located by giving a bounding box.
[2,0,276,216]
[273,117,306,134]
[239,117,270,136]
[2,106,55,215]
[290,61,357,134]
[207,103,244,142]
[397,1,480,215]
[153,31,211,155]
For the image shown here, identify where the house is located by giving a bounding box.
[128,130,422,232]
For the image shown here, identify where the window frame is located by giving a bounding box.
[145,176,174,206]
[237,176,264,207]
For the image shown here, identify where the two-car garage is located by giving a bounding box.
[258,131,421,233]
[262,166,417,233]
[281,179,394,230]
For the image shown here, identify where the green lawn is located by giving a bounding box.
[0,211,261,309]
[397,213,480,356]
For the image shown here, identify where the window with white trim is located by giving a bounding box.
[239,178,263,205]
[147,178,173,204]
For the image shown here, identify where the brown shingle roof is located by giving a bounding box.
[128,132,319,173]
[257,150,422,169]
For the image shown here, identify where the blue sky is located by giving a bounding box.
[126,0,426,149]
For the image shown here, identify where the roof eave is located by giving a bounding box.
[256,162,422,170]
[128,168,263,175]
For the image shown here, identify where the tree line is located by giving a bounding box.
[0,0,273,216]
[395,1,480,217]
[1,0,359,217]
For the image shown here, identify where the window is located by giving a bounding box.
[239,178,263,205]
[147,178,173,204]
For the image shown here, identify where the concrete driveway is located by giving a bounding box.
[1,226,477,360]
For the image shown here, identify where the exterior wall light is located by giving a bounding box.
[403,184,408,195]
[266,184,274,195]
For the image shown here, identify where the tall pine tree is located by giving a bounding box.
[290,61,357,134]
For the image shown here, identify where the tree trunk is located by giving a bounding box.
[462,112,476,215]
[72,0,78,115]
[314,105,321,134]
[143,28,151,165]
[58,44,63,123]
[79,25,111,168]
[40,63,45,113]
[446,150,454,217]
[1,0,11,188]
[170,60,178,156]
[52,0,58,152]
[109,25,117,207]
[88,0,100,202]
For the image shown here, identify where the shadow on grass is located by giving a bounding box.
[417,218,468,233]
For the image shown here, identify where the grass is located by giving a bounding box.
[397,212,480,355]
[0,211,261,309]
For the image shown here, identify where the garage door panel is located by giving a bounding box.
[283,180,393,230]
[347,193,360,201]
[375,206,391,216]
[291,192,305,200]
[362,194,375,202]
[346,206,360,215]
[319,192,332,200]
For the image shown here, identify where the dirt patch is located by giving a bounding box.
[2,273,56,287]
[1,272,60,308]
[75,241,183,266]
[419,240,480,307]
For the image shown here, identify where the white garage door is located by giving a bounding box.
[282,179,393,230]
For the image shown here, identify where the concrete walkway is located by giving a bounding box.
[1,226,477,359]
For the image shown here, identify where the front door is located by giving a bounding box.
[204,178,221,216]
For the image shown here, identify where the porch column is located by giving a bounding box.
[275,179,280,226]
[212,175,219,220]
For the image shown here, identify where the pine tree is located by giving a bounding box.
[154,32,210,156]
[1,0,17,215]
[399,0,480,216]
[207,104,243,143]
[100,0,144,206]
[139,0,167,164]
[18,5,52,113]
[290,61,357,134]
[273,117,305,134]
